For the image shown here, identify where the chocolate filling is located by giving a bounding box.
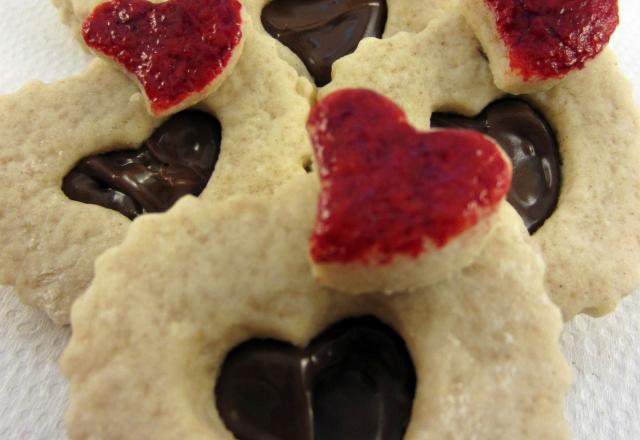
[216,316,416,440]
[62,111,221,220]
[431,99,561,233]
[261,0,387,86]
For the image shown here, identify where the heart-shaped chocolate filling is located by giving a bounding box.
[215,316,416,440]
[431,99,560,234]
[261,0,387,86]
[62,111,221,220]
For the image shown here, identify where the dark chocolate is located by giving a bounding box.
[215,316,416,440]
[431,99,561,233]
[62,111,221,220]
[261,0,387,86]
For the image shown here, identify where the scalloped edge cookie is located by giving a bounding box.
[0,24,312,324]
[323,13,640,319]
[62,173,570,440]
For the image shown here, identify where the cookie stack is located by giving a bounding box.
[1,0,638,439]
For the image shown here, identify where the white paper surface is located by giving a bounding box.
[0,0,639,439]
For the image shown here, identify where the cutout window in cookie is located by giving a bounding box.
[261,0,388,86]
[215,315,416,440]
[431,98,561,234]
[62,110,222,220]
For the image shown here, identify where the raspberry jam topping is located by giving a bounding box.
[82,0,243,115]
[486,0,618,80]
[307,89,512,265]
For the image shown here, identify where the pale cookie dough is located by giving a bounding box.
[0,25,312,324]
[384,0,460,36]
[311,208,505,295]
[62,174,570,440]
[323,13,640,319]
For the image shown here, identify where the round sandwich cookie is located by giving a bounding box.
[0,22,313,324]
[323,11,640,319]
[62,171,570,440]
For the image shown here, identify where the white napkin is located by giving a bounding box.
[0,0,639,439]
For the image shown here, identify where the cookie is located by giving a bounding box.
[0,24,312,324]
[81,0,247,117]
[307,88,512,293]
[62,173,570,440]
[323,12,640,319]
[462,0,619,94]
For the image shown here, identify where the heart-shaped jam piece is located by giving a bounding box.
[261,0,387,86]
[215,316,416,440]
[487,0,618,80]
[431,99,560,234]
[62,111,221,220]
[307,89,511,265]
[82,0,244,116]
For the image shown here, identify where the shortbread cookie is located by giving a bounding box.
[0,25,311,324]
[307,88,511,293]
[462,0,619,94]
[62,174,570,440]
[324,13,640,319]
[81,0,247,117]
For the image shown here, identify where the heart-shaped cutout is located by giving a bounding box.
[307,89,511,268]
[82,0,245,116]
[465,0,618,92]
[431,98,561,234]
[62,111,221,219]
[261,0,387,86]
[215,316,416,440]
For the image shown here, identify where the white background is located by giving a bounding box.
[1,1,639,439]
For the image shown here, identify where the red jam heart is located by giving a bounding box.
[487,0,618,80]
[82,0,243,116]
[307,89,512,265]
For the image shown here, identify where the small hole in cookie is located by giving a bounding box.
[62,111,221,220]
[261,0,389,86]
[431,98,561,234]
[302,155,314,173]
[215,315,416,440]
